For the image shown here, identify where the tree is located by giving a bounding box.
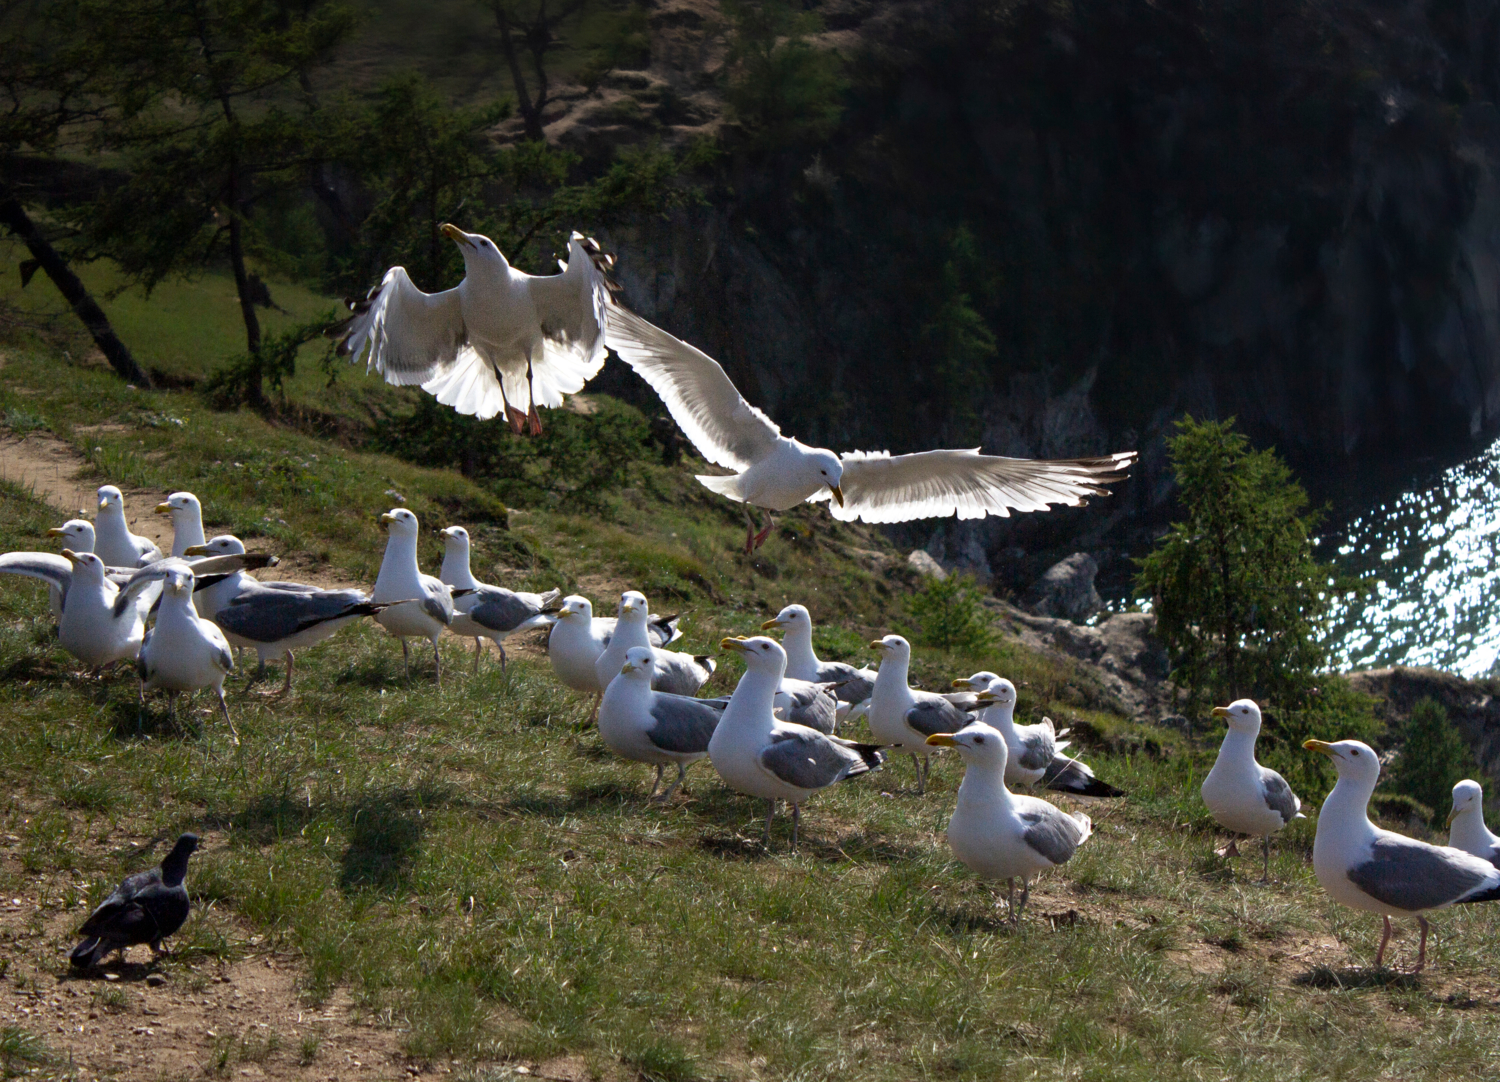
[721,0,846,151]
[1386,698,1482,827]
[71,0,354,407]
[483,0,595,143]
[0,0,151,386]
[1136,416,1353,715]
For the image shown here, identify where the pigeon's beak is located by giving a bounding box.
[182,544,209,557]
[440,222,473,249]
[926,733,958,747]
[951,678,973,689]
[720,637,748,653]
[46,527,65,538]
[829,483,844,507]
[1212,706,1231,719]
[761,618,784,630]
[1303,739,1335,757]
[154,502,172,515]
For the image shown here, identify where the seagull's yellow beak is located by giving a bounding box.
[182,544,209,557]
[1303,739,1335,756]
[975,692,998,704]
[46,527,65,538]
[869,640,885,650]
[1212,706,1231,719]
[62,549,82,565]
[440,222,473,248]
[720,637,747,653]
[154,502,172,515]
[621,662,636,675]
[761,618,784,630]
[926,733,958,747]
[951,678,972,689]
[97,499,108,512]
[379,512,396,528]
[829,483,844,507]
[1447,807,1460,827]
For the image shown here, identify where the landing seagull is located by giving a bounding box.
[1304,738,1500,972]
[333,225,615,435]
[1447,780,1500,868]
[1202,699,1302,880]
[604,305,1138,552]
[926,724,1092,921]
[71,833,198,969]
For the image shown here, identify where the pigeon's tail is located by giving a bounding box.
[69,937,104,970]
[1043,757,1124,798]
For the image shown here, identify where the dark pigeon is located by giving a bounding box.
[70,833,198,969]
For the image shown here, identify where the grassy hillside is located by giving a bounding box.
[2,273,1500,1080]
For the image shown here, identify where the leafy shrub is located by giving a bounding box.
[907,573,995,653]
[1385,697,1482,827]
[372,394,653,512]
[722,0,846,150]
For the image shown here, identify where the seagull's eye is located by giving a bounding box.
[973,735,985,745]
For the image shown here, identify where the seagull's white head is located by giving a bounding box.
[1212,699,1263,735]
[558,594,593,621]
[1449,779,1486,827]
[441,525,471,551]
[184,534,247,558]
[867,634,911,662]
[617,590,648,623]
[1303,738,1382,787]
[720,634,788,675]
[926,722,1009,773]
[96,485,124,516]
[971,675,1014,712]
[155,491,201,523]
[953,671,1002,693]
[379,508,420,539]
[619,645,656,681]
[803,448,845,507]
[160,565,195,599]
[441,223,509,275]
[47,520,95,552]
[62,549,106,583]
[761,603,810,633]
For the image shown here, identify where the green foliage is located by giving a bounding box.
[372,394,653,512]
[202,314,339,409]
[1259,675,1381,796]
[921,228,997,445]
[906,573,995,653]
[722,0,846,150]
[1136,416,1357,715]
[575,3,651,90]
[0,1026,51,1076]
[1386,697,1482,827]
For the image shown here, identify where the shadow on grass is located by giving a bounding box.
[1293,965,1421,991]
[504,781,645,817]
[341,798,424,893]
[106,698,203,743]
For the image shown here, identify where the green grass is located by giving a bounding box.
[4,281,1500,1080]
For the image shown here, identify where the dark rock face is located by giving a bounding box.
[1028,552,1104,622]
[1347,667,1500,780]
[997,605,1172,720]
[583,0,1500,573]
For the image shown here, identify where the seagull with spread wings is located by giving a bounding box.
[604,306,1138,551]
[333,225,615,435]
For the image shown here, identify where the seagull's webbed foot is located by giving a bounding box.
[505,406,528,436]
[527,403,543,437]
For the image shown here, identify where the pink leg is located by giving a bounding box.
[1414,916,1429,974]
[525,361,542,436]
[1375,914,1393,968]
[751,512,775,550]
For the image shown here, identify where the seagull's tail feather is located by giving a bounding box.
[649,614,683,646]
[69,937,104,969]
[537,589,565,613]
[1043,756,1123,798]
[695,473,746,502]
[693,655,717,675]
[837,740,886,776]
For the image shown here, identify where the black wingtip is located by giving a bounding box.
[1458,881,1500,905]
[1047,775,1124,798]
[847,742,886,770]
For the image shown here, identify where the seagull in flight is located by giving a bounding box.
[333,225,615,435]
[604,306,1138,551]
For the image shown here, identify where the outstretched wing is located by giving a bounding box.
[522,234,613,407]
[819,449,1138,524]
[0,552,72,592]
[333,266,470,388]
[604,305,782,471]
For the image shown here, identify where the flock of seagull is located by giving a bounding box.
[5,223,1500,976]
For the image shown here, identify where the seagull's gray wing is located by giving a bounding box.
[1019,804,1089,866]
[645,694,724,755]
[777,679,837,734]
[1347,835,1495,911]
[419,575,454,625]
[759,729,881,791]
[1259,766,1302,826]
[466,586,553,635]
[904,691,976,737]
[1041,755,1124,797]
[1015,727,1056,772]
[0,552,72,592]
[813,661,876,703]
[649,650,716,696]
[215,585,376,644]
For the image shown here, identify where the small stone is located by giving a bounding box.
[1029,552,1103,622]
[145,973,167,987]
[907,550,947,580]
[103,973,119,982]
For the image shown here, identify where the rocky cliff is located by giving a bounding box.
[520,0,1500,590]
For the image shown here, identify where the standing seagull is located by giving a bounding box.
[372,509,455,684]
[762,604,877,708]
[1448,780,1500,867]
[599,647,726,801]
[959,675,1123,798]
[438,525,562,671]
[0,550,151,669]
[154,491,207,558]
[94,485,162,567]
[1304,738,1500,972]
[866,635,980,794]
[134,564,237,742]
[333,225,615,435]
[604,305,1137,551]
[71,833,199,969]
[593,591,715,697]
[709,636,884,849]
[44,519,95,617]
[547,594,682,710]
[925,724,1092,921]
[1201,700,1303,880]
